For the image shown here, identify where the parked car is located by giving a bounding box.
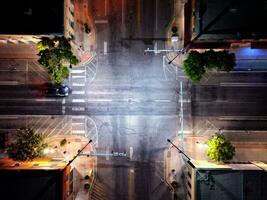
[45,85,71,97]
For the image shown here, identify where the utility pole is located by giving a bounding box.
[66,139,92,167]
[167,139,190,161]
[179,81,184,149]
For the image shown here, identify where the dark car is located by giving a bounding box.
[45,85,71,97]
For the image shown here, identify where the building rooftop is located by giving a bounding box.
[0,158,67,170]
[0,0,64,35]
[194,0,267,40]
[189,160,266,171]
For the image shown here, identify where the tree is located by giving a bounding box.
[206,134,235,162]
[183,51,205,82]
[216,50,236,72]
[203,49,219,69]
[37,36,79,85]
[183,50,236,81]
[7,128,47,162]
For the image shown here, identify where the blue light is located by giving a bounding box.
[237,47,267,58]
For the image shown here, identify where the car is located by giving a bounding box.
[45,85,71,97]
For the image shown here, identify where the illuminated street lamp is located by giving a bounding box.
[167,139,190,161]
[66,139,92,167]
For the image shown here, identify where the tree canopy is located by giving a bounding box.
[206,134,235,162]
[37,36,79,85]
[7,128,47,162]
[183,51,206,82]
[183,50,236,81]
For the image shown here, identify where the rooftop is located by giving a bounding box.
[194,0,267,40]
[0,158,67,170]
[0,0,64,35]
[189,160,267,171]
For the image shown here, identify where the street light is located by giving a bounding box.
[167,139,190,161]
[66,139,92,167]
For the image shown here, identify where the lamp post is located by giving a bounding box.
[66,139,92,167]
[167,139,190,161]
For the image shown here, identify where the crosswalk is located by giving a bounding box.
[69,54,98,114]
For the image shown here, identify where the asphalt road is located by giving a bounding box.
[88,0,176,199]
[192,73,267,131]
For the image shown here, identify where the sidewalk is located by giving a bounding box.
[72,0,97,66]
[45,135,97,199]
[165,132,267,198]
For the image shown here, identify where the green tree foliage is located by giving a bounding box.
[7,128,47,162]
[206,134,235,162]
[216,50,236,72]
[37,36,79,84]
[203,50,218,69]
[183,50,236,81]
[183,51,205,82]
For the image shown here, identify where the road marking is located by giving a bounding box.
[218,116,267,121]
[94,20,108,24]
[220,82,267,87]
[72,83,85,86]
[72,116,85,119]
[72,91,85,95]
[72,99,86,103]
[35,98,57,102]
[0,116,18,119]
[129,147,133,161]
[178,100,191,103]
[155,99,171,102]
[72,130,85,134]
[72,107,85,111]
[62,98,66,104]
[0,81,19,85]
[106,146,109,160]
[71,75,86,78]
[87,99,112,102]
[71,69,85,74]
[62,106,66,114]
[104,41,107,55]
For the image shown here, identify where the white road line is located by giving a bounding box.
[106,146,109,161]
[72,99,86,103]
[72,107,85,111]
[71,69,85,74]
[72,83,85,86]
[104,41,107,55]
[72,130,85,134]
[62,98,66,104]
[35,99,57,102]
[129,147,133,161]
[94,20,108,24]
[218,116,267,121]
[220,82,267,87]
[72,91,85,95]
[71,75,86,78]
[86,91,112,94]
[0,116,18,119]
[62,106,66,114]
[87,99,112,102]
[72,116,86,119]
[0,81,19,85]
[155,99,171,102]
[178,100,191,103]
